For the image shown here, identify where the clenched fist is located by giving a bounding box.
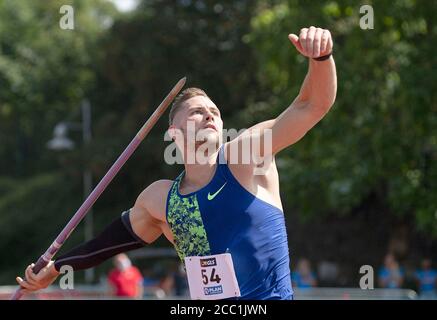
[289,27,333,59]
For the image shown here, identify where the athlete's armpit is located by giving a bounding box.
[129,204,164,244]
[129,180,173,244]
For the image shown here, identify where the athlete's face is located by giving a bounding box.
[169,95,223,147]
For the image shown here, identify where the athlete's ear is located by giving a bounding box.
[168,125,176,141]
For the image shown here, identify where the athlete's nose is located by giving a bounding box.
[205,110,215,122]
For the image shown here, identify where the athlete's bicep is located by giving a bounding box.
[230,101,326,160]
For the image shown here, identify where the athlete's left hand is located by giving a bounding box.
[288,26,333,59]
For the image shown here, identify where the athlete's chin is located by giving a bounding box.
[195,137,221,155]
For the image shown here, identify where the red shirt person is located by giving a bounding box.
[108,254,143,298]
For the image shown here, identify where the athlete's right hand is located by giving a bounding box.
[16,261,60,293]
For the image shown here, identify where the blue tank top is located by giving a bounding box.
[166,146,293,300]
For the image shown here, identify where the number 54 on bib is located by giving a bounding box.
[184,253,241,300]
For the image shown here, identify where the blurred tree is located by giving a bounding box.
[0,0,116,176]
[0,0,117,283]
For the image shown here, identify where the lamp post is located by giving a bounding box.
[47,99,95,283]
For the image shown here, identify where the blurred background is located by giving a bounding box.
[0,0,436,300]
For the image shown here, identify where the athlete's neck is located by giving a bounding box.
[181,145,220,191]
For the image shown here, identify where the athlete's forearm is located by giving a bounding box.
[296,57,337,113]
[54,211,145,272]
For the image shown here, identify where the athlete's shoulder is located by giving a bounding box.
[134,179,174,222]
[149,179,174,191]
[139,179,174,201]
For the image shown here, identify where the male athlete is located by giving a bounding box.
[17,27,337,300]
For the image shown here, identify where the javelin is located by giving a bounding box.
[11,77,186,300]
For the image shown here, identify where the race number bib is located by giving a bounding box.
[184,253,240,300]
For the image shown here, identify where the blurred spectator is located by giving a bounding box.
[292,258,318,289]
[141,266,164,298]
[317,260,339,287]
[108,253,143,299]
[414,258,437,299]
[159,273,175,297]
[378,253,404,289]
[142,267,160,288]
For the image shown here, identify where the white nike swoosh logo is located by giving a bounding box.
[207,182,227,200]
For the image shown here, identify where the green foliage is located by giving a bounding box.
[0,0,117,283]
[0,0,116,176]
[0,172,84,283]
